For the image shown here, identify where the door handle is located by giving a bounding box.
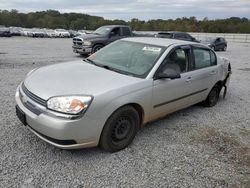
[210,70,217,75]
[186,77,192,83]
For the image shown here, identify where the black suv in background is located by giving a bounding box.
[201,37,227,51]
[155,31,199,42]
[72,25,133,56]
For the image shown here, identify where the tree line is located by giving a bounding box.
[0,9,250,33]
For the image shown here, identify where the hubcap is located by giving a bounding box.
[95,47,101,52]
[112,117,131,141]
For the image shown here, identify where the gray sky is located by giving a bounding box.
[0,0,249,20]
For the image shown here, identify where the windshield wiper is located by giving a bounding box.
[84,58,99,66]
[101,65,132,76]
[84,59,132,76]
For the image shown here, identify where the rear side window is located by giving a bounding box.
[193,48,211,69]
[122,27,131,36]
[175,33,186,39]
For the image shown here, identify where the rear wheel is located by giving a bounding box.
[203,85,221,107]
[100,106,140,152]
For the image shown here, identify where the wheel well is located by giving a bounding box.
[114,103,144,128]
[93,43,104,47]
[129,103,144,127]
[213,81,223,93]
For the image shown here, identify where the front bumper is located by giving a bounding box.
[15,84,104,149]
[72,45,92,55]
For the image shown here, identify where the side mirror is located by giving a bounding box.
[109,32,116,37]
[157,68,181,80]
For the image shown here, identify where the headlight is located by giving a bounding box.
[47,96,92,115]
[83,41,91,46]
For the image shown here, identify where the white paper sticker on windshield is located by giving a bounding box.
[142,46,161,53]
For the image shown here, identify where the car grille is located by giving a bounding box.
[21,83,47,107]
[73,38,83,45]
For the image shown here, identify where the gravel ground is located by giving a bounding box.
[0,37,249,188]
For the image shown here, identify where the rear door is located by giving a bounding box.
[151,45,218,120]
[187,46,218,101]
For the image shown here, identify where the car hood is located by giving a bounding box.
[76,34,104,40]
[24,60,143,100]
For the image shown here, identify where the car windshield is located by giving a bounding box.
[93,27,111,35]
[86,40,164,78]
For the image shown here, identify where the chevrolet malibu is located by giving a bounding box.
[15,38,231,152]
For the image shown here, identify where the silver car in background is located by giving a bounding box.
[15,38,231,152]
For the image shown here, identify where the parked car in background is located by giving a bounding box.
[55,29,70,38]
[16,37,231,152]
[201,37,227,51]
[27,29,46,38]
[155,31,199,42]
[20,28,31,36]
[9,27,22,36]
[76,30,91,36]
[72,25,133,55]
[44,29,58,38]
[68,30,78,38]
[0,27,12,37]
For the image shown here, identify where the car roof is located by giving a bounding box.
[158,31,188,34]
[101,25,129,28]
[122,37,200,47]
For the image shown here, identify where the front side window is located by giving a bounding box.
[87,40,164,78]
[162,48,189,73]
[111,27,121,36]
[159,48,189,76]
[193,48,211,69]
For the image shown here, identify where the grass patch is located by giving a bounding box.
[192,127,250,170]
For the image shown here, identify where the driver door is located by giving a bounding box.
[150,46,197,120]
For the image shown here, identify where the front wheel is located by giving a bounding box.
[92,44,103,53]
[100,106,140,152]
[203,85,221,107]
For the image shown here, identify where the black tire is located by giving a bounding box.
[203,85,221,107]
[100,106,140,152]
[92,44,103,53]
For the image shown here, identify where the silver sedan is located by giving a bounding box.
[15,37,231,152]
